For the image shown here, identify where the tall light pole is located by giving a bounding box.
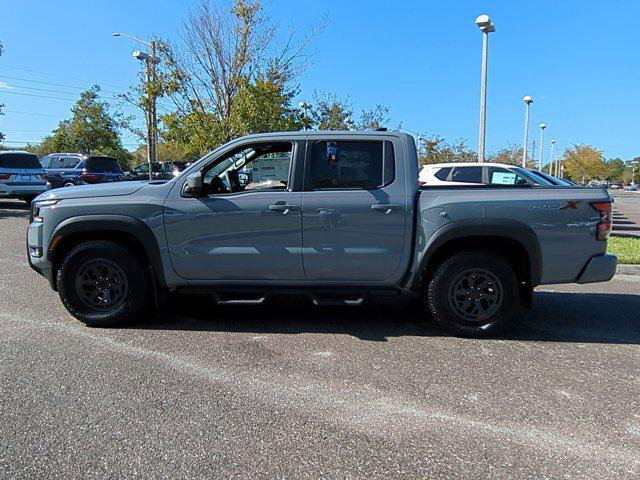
[548,139,556,174]
[298,101,311,131]
[538,123,546,170]
[114,32,158,180]
[475,14,495,163]
[521,96,533,167]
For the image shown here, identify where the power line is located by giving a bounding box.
[0,74,121,95]
[0,90,77,101]
[0,63,128,90]
[1,83,122,101]
[3,110,67,118]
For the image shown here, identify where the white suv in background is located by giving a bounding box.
[419,162,553,187]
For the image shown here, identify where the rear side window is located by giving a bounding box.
[450,166,482,183]
[63,157,81,168]
[310,140,395,189]
[85,157,122,172]
[434,167,451,181]
[0,153,42,169]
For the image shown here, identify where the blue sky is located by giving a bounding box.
[1,0,639,163]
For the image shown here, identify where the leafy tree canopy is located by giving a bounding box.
[34,86,132,167]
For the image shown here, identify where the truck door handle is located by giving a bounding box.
[371,204,401,213]
[268,203,299,214]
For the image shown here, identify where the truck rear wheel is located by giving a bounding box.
[425,251,520,337]
[56,240,149,327]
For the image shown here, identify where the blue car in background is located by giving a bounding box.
[0,151,49,204]
[40,153,125,188]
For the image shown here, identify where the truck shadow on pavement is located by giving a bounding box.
[135,290,640,344]
[0,201,29,219]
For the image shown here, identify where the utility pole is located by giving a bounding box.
[549,139,556,175]
[113,32,159,180]
[475,14,495,162]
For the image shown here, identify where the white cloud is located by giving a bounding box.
[0,82,14,89]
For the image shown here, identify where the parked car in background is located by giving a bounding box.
[40,154,124,188]
[419,162,553,187]
[609,184,622,190]
[0,151,49,204]
[124,161,190,181]
[527,169,576,186]
[624,183,638,191]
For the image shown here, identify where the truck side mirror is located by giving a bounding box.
[183,171,204,197]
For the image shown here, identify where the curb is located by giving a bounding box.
[616,264,640,276]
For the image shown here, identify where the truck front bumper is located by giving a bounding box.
[577,254,617,284]
[27,219,56,289]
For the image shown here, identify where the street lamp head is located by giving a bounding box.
[523,95,533,104]
[551,139,556,144]
[132,50,151,61]
[475,14,495,32]
[112,32,122,37]
[539,123,547,130]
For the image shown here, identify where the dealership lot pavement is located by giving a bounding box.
[611,190,640,238]
[1,199,640,479]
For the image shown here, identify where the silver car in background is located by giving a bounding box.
[0,151,49,204]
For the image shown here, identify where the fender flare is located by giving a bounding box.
[413,219,542,289]
[49,214,166,289]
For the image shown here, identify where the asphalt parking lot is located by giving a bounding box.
[611,190,640,238]
[1,198,640,479]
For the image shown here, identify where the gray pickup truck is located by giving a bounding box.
[27,131,616,336]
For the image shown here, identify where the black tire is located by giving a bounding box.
[22,195,36,206]
[425,251,520,337]
[56,240,149,327]
[63,182,75,187]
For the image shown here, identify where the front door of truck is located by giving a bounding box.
[163,141,305,281]
[301,137,410,283]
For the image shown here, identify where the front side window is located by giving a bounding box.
[310,140,394,190]
[202,142,293,195]
[488,167,530,185]
[450,166,482,184]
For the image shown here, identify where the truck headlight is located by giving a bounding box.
[31,199,58,222]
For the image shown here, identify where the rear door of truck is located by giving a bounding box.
[300,135,412,283]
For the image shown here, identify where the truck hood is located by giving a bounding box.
[36,181,146,201]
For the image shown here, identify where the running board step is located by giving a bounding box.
[310,293,365,306]
[213,292,268,305]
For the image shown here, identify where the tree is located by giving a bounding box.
[561,144,606,183]
[36,86,132,167]
[604,158,626,183]
[416,134,476,166]
[158,0,317,156]
[310,92,353,130]
[356,104,390,130]
[487,144,528,166]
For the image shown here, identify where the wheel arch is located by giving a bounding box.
[48,215,166,291]
[413,220,541,306]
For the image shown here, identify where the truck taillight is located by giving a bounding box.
[0,173,11,180]
[590,201,612,241]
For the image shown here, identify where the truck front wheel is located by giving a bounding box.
[56,240,149,327]
[425,251,520,337]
